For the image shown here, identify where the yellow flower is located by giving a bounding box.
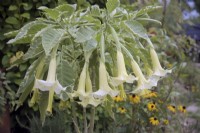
[167,63,172,68]
[149,117,159,126]
[167,105,176,113]
[118,107,126,114]
[178,105,186,113]
[113,95,124,102]
[163,119,169,125]
[129,94,140,104]
[143,91,158,98]
[147,102,157,111]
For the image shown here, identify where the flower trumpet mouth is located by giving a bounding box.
[130,60,155,94]
[93,60,119,98]
[111,50,137,87]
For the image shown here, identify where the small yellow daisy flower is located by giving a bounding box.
[113,95,123,102]
[147,102,157,111]
[167,63,172,68]
[118,107,126,114]
[149,117,159,126]
[163,119,169,125]
[129,94,140,104]
[178,105,186,113]
[167,105,176,113]
[143,91,158,98]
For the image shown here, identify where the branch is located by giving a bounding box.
[71,101,80,133]
[83,107,88,133]
[88,107,95,133]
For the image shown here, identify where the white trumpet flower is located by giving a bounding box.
[111,50,137,86]
[93,60,119,98]
[34,56,66,114]
[78,69,101,107]
[72,50,101,107]
[130,60,155,94]
[72,63,88,99]
[149,48,172,86]
[150,48,172,77]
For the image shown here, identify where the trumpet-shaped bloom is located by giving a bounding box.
[111,50,137,86]
[71,51,101,107]
[72,63,88,99]
[130,60,155,94]
[34,56,66,113]
[93,60,119,98]
[77,68,101,107]
[149,48,171,85]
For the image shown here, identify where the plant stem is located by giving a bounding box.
[162,0,167,28]
[89,107,95,133]
[131,105,135,132]
[71,101,80,133]
[100,32,105,63]
[83,107,88,133]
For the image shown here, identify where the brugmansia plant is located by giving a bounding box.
[7,0,172,132]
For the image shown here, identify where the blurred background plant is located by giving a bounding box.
[0,0,200,133]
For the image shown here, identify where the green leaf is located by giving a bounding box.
[39,91,49,125]
[4,30,19,38]
[57,45,76,87]
[56,4,76,16]
[7,21,47,44]
[17,57,42,95]
[42,28,65,55]
[5,17,19,25]
[8,5,18,11]
[18,75,34,105]
[106,0,120,14]
[83,38,97,52]
[23,38,44,60]
[136,18,161,25]
[22,3,33,10]
[90,5,100,16]
[136,6,162,17]
[2,55,9,67]
[74,27,96,43]
[104,98,115,120]
[39,7,59,21]
[124,20,149,40]
[21,13,30,19]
